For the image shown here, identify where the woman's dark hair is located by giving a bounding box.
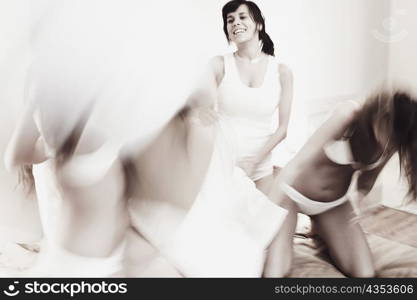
[392,91,417,200]
[347,90,417,200]
[222,0,275,56]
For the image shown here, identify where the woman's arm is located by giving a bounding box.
[185,56,223,110]
[251,64,293,167]
[183,56,223,149]
[356,165,384,195]
[356,149,395,195]
[4,103,48,171]
[351,154,394,219]
[183,57,222,172]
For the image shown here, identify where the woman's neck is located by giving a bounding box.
[235,38,263,62]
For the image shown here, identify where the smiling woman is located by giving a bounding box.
[223,0,275,58]
[216,0,293,191]
[213,0,295,276]
[155,0,294,276]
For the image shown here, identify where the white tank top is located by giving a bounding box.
[217,53,281,126]
[216,53,281,162]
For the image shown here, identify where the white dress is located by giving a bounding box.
[160,120,288,277]
[217,53,281,181]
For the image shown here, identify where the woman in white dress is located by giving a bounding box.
[217,0,293,194]
[197,0,294,276]
[129,0,293,277]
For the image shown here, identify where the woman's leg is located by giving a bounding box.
[263,186,298,277]
[311,201,375,277]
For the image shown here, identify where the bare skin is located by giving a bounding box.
[5,101,129,259]
[263,100,385,277]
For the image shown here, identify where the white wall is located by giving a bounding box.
[387,0,417,89]
[268,0,389,146]
[380,0,417,212]
[256,0,390,162]
[0,0,43,243]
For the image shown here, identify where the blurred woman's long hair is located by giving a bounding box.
[346,90,417,201]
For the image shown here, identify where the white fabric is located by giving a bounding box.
[217,53,281,181]
[32,161,61,240]
[31,160,126,277]
[323,139,355,166]
[23,238,125,277]
[28,0,207,159]
[160,120,288,277]
[280,182,349,215]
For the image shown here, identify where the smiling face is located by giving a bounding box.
[226,4,259,44]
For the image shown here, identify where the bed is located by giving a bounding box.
[289,206,417,277]
[1,206,416,277]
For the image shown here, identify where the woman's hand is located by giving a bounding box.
[186,107,218,127]
[238,159,258,178]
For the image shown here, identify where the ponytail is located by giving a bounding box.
[222,0,276,57]
[259,30,274,56]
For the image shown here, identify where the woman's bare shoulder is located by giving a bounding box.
[333,100,362,120]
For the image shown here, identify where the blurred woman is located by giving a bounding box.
[4,90,132,276]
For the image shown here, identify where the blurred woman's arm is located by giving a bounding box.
[185,56,223,110]
[181,57,222,178]
[4,102,48,171]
